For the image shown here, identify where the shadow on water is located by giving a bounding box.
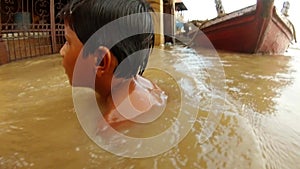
[0,47,299,168]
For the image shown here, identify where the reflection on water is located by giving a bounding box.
[220,50,300,169]
[0,46,300,168]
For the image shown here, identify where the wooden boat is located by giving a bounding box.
[189,0,296,54]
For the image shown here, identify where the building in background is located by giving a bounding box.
[0,0,187,64]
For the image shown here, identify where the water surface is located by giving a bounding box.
[0,46,299,169]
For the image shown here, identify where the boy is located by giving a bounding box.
[59,0,167,126]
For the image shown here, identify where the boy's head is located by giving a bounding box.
[59,0,154,81]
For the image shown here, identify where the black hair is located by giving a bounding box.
[59,0,154,78]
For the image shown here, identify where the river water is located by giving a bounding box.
[0,45,299,169]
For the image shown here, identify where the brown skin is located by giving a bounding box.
[60,25,164,126]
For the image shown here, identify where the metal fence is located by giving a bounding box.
[0,0,67,62]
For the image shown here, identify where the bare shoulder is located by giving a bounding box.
[104,75,167,126]
[130,76,167,112]
[134,75,157,89]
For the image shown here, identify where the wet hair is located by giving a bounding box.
[59,0,154,78]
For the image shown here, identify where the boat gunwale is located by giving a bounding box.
[200,4,257,29]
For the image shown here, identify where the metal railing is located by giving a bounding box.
[0,0,67,63]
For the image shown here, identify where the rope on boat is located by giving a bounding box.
[292,23,297,43]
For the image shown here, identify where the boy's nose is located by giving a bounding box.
[60,46,65,57]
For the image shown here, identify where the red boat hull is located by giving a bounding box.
[191,0,295,54]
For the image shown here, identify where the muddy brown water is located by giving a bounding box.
[0,45,299,169]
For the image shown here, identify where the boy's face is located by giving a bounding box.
[60,25,83,84]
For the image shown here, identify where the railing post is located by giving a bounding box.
[50,0,57,53]
[0,12,9,64]
[0,36,9,65]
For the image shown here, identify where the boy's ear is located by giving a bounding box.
[93,46,113,75]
